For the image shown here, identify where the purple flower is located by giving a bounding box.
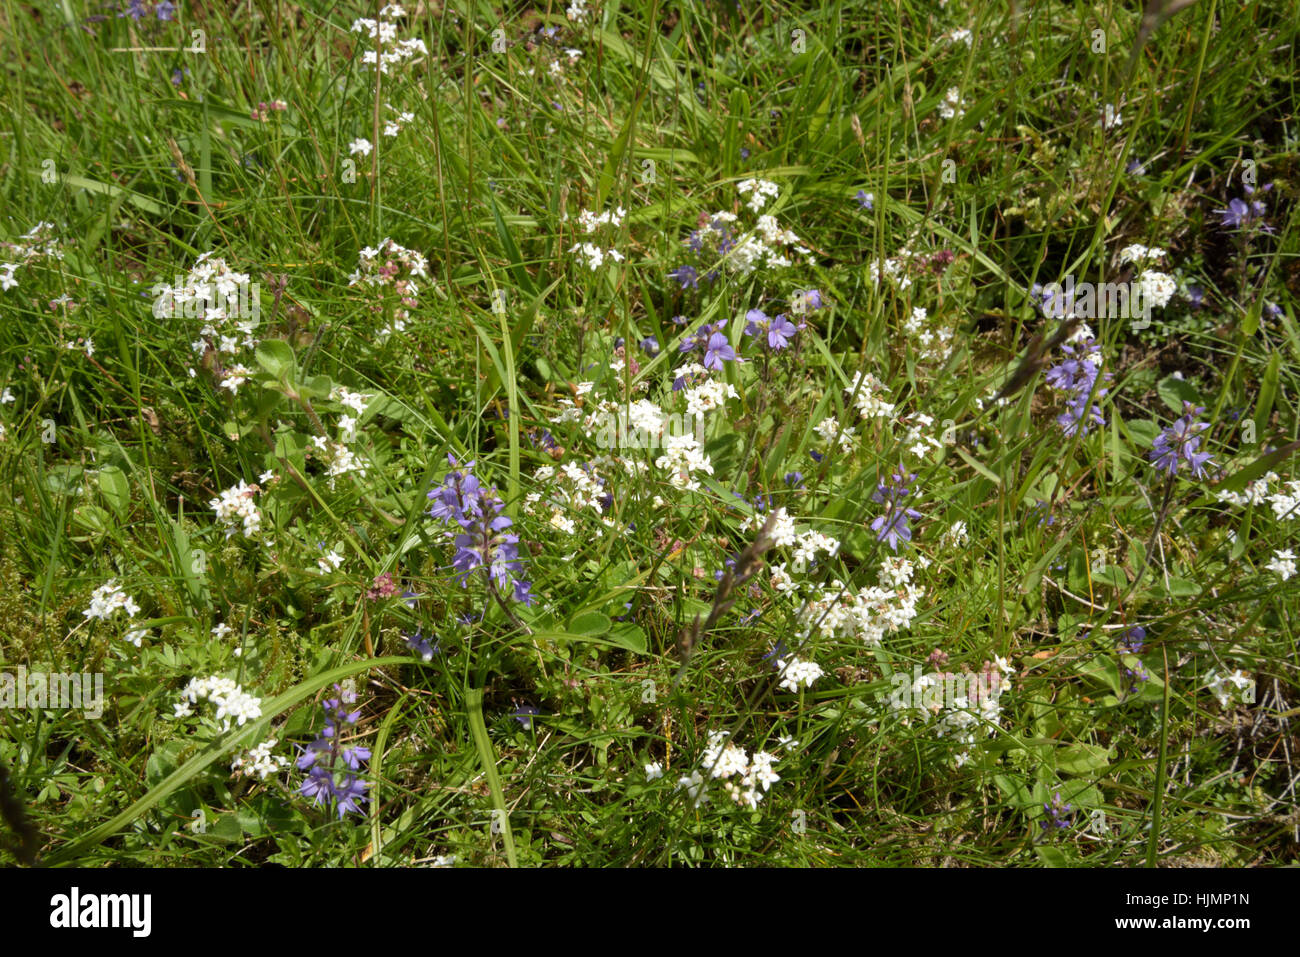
[743,309,798,350]
[512,704,540,730]
[119,0,147,19]
[404,628,439,661]
[1118,626,1145,654]
[1149,402,1214,479]
[1044,338,1109,437]
[784,471,804,487]
[639,336,660,355]
[1217,185,1274,233]
[156,0,175,19]
[668,265,698,290]
[1040,791,1073,831]
[429,455,534,603]
[297,685,371,820]
[702,331,737,370]
[870,468,922,551]
[855,190,873,210]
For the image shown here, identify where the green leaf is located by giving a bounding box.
[570,611,612,636]
[255,340,296,381]
[1054,743,1112,775]
[1157,375,1202,414]
[97,466,130,519]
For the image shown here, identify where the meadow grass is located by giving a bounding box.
[0,0,1298,867]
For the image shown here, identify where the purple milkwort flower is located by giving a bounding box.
[1124,661,1150,694]
[762,640,788,668]
[668,265,699,290]
[739,147,751,160]
[743,309,798,350]
[1040,791,1073,831]
[1217,183,1274,232]
[809,449,823,463]
[155,0,175,19]
[702,331,738,370]
[1149,402,1214,479]
[639,336,660,355]
[119,0,148,19]
[1044,338,1109,437]
[802,289,824,310]
[784,471,804,487]
[855,190,874,210]
[512,704,540,730]
[870,468,922,551]
[297,685,372,819]
[1185,285,1204,309]
[404,628,439,662]
[428,455,534,603]
[1118,625,1146,654]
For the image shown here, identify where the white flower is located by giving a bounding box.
[776,657,824,693]
[83,580,141,621]
[645,761,664,781]
[1265,548,1296,581]
[317,549,345,573]
[176,675,263,731]
[210,480,263,539]
[1138,270,1177,310]
[232,739,289,780]
[349,138,373,157]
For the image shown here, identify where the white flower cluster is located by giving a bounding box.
[1267,479,1300,521]
[677,730,782,810]
[938,87,966,120]
[568,206,627,271]
[1265,548,1296,581]
[566,0,590,22]
[349,238,430,338]
[1216,473,1277,507]
[683,376,739,418]
[797,556,927,645]
[845,370,896,419]
[524,460,608,534]
[775,657,824,693]
[158,253,262,393]
[814,415,856,453]
[1138,270,1177,310]
[1,221,63,290]
[902,307,955,364]
[899,412,945,459]
[1204,668,1254,708]
[231,738,290,780]
[736,178,780,213]
[174,675,263,731]
[210,479,263,539]
[1117,244,1167,266]
[654,431,714,491]
[84,580,148,647]
[900,657,1013,767]
[310,436,368,487]
[1216,473,1300,521]
[351,6,428,74]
